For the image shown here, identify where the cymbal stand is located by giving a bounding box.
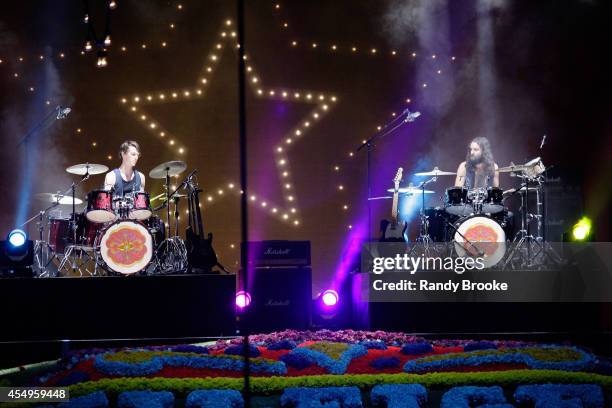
[20,201,60,277]
[411,177,439,257]
[503,173,541,268]
[526,175,564,266]
[157,170,188,273]
[60,171,94,276]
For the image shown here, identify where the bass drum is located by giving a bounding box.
[98,220,153,275]
[453,215,506,268]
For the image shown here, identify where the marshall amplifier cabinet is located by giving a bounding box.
[241,266,312,332]
[242,240,311,267]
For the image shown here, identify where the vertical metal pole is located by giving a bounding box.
[236,0,250,405]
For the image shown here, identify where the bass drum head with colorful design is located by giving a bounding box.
[99,220,153,275]
[454,215,506,268]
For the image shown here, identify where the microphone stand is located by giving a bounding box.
[356,110,420,241]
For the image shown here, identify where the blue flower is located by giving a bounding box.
[94,352,286,376]
[283,344,367,374]
[359,340,387,350]
[369,357,400,370]
[94,354,163,376]
[464,341,498,352]
[186,389,244,408]
[401,343,433,355]
[280,352,313,370]
[280,387,362,408]
[224,344,261,357]
[267,340,297,350]
[404,346,596,373]
[117,390,174,408]
[170,345,209,354]
[514,384,604,408]
[440,386,512,408]
[371,384,427,408]
[57,391,108,408]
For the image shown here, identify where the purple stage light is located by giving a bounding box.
[235,291,251,309]
[321,289,339,307]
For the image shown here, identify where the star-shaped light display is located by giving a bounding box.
[119,19,338,225]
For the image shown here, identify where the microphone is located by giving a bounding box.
[56,106,71,119]
[180,169,197,187]
[404,109,421,123]
[539,134,546,149]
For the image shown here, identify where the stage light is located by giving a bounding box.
[109,1,117,10]
[235,291,251,308]
[571,217,592,241]
[8,230,26,248]
[96,50,108,68]
[321,290,339,307]
[104,35,111,46]
[84,41,93,51]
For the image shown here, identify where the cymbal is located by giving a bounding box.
[414,167,456,177]
[498,157,545,174]
[387,187,435,194]
[66,163,109,175]
[498,164,527,173]
[368,196,393,201]
[149,160,187,179]
[36,193,83,205]
[502,186,539,197]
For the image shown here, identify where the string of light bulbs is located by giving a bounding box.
[119,19,338,226]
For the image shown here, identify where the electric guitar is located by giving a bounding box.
[380,167,408,242]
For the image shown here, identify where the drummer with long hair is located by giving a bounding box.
[455,137,500,188]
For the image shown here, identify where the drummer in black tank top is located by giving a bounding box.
[104,140,146,195]
[454,137,499,189]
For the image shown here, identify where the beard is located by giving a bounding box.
[469,155,483,165]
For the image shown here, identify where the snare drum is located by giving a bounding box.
[444,187,472,216]
[98,219,153,275]
[113,195,134,219]
[86,190,116,223]
[129,192,152,220]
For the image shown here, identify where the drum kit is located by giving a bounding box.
[24,160,198,277]
[376,158,561,268]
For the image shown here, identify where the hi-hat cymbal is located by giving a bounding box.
[36,193,83,205]
[498,157,545,174]
[149,160,187,179]
[66,163,109,175]
[414,167,456,176]
[387,187,435,194]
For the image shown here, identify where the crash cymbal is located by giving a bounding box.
[149,160,187,179]
[414,167,456,177]
[35,193,83,205]
[387,187,435,194]
[66,163,109,175]
[150,192,166,202]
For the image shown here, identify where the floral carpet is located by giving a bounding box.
[2,330,611,407]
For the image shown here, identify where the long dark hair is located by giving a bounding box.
[465,137,495,178]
